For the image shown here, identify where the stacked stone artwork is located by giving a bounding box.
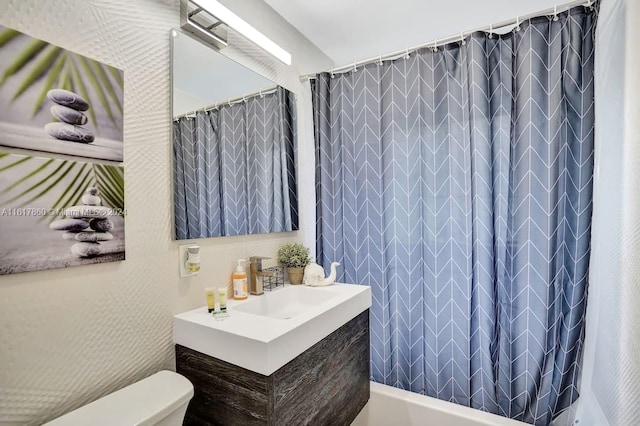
[49,187,114,258]
[44,89,95,143]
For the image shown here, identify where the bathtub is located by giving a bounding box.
[351,382,526,426]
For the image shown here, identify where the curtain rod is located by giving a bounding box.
[174,85,278,121]
[300,0,593,79]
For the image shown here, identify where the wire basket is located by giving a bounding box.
[262,265,285,291]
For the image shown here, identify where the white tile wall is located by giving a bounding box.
[0,0,329,424]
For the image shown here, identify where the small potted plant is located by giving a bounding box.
[277,242,311,285]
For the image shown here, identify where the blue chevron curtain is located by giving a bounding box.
[313,6,596,425]
[173,86,298,238]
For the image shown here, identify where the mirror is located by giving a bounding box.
[171,30,298,239]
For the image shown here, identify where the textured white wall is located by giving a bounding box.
[0,0,329,424]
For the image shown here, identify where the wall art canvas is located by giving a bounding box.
[0,150,125,275]
[0,25,123,162]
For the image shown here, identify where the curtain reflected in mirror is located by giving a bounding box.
[171,29,298,239]
[173,86,298,238]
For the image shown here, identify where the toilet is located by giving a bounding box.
[44,370,194,426]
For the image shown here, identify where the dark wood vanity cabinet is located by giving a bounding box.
[176,309,370,426]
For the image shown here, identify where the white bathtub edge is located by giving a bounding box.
[352,381,527,426]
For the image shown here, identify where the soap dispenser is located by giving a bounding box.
[232,259,248,300]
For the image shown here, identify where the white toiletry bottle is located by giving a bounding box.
[232,259,248,300]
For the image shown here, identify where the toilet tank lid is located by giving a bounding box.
[44,370,194,426]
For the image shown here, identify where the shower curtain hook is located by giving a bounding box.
[587,0,593,9]
[353,61,357,72]
[432,40,438,52]
[330,67,335,78]
[553,5,559,21]
[378,54,383,66]
[242,95,247,103]
[516,16,521,31]
[259,89,263,98]
[488,24,494,39]
[461,31,466,45]
[228,98,232,107]
[405,47,410,59]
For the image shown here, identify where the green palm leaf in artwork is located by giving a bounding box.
[76,55,119,130]
[94,164,124,211]
[32,51,67,116]
[0,38,48,85]
[0,28,123,133]
[11,45,63,101]
[0,154,125,223]
[0,28,21,48]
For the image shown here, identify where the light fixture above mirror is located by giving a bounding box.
[181,0,292,65]
[180,0,227,49]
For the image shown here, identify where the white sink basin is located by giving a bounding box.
[173,283,371,376]
[232,286,339,319]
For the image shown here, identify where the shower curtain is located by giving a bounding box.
[313,6,596,425]
[173,86,298,238]
[577,0,640,424]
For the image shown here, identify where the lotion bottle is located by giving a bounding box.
[232,259,248,300]
[205,287,216,313]
[218,287,227,312]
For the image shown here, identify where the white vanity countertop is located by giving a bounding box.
[173,283,371,376]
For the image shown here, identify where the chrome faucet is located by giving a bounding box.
[249,256,275,295]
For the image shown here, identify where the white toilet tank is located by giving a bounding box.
[44,370,194,426]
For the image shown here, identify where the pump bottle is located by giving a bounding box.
[232,259,248,300]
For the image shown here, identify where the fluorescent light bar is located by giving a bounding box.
[193,0,292,65]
